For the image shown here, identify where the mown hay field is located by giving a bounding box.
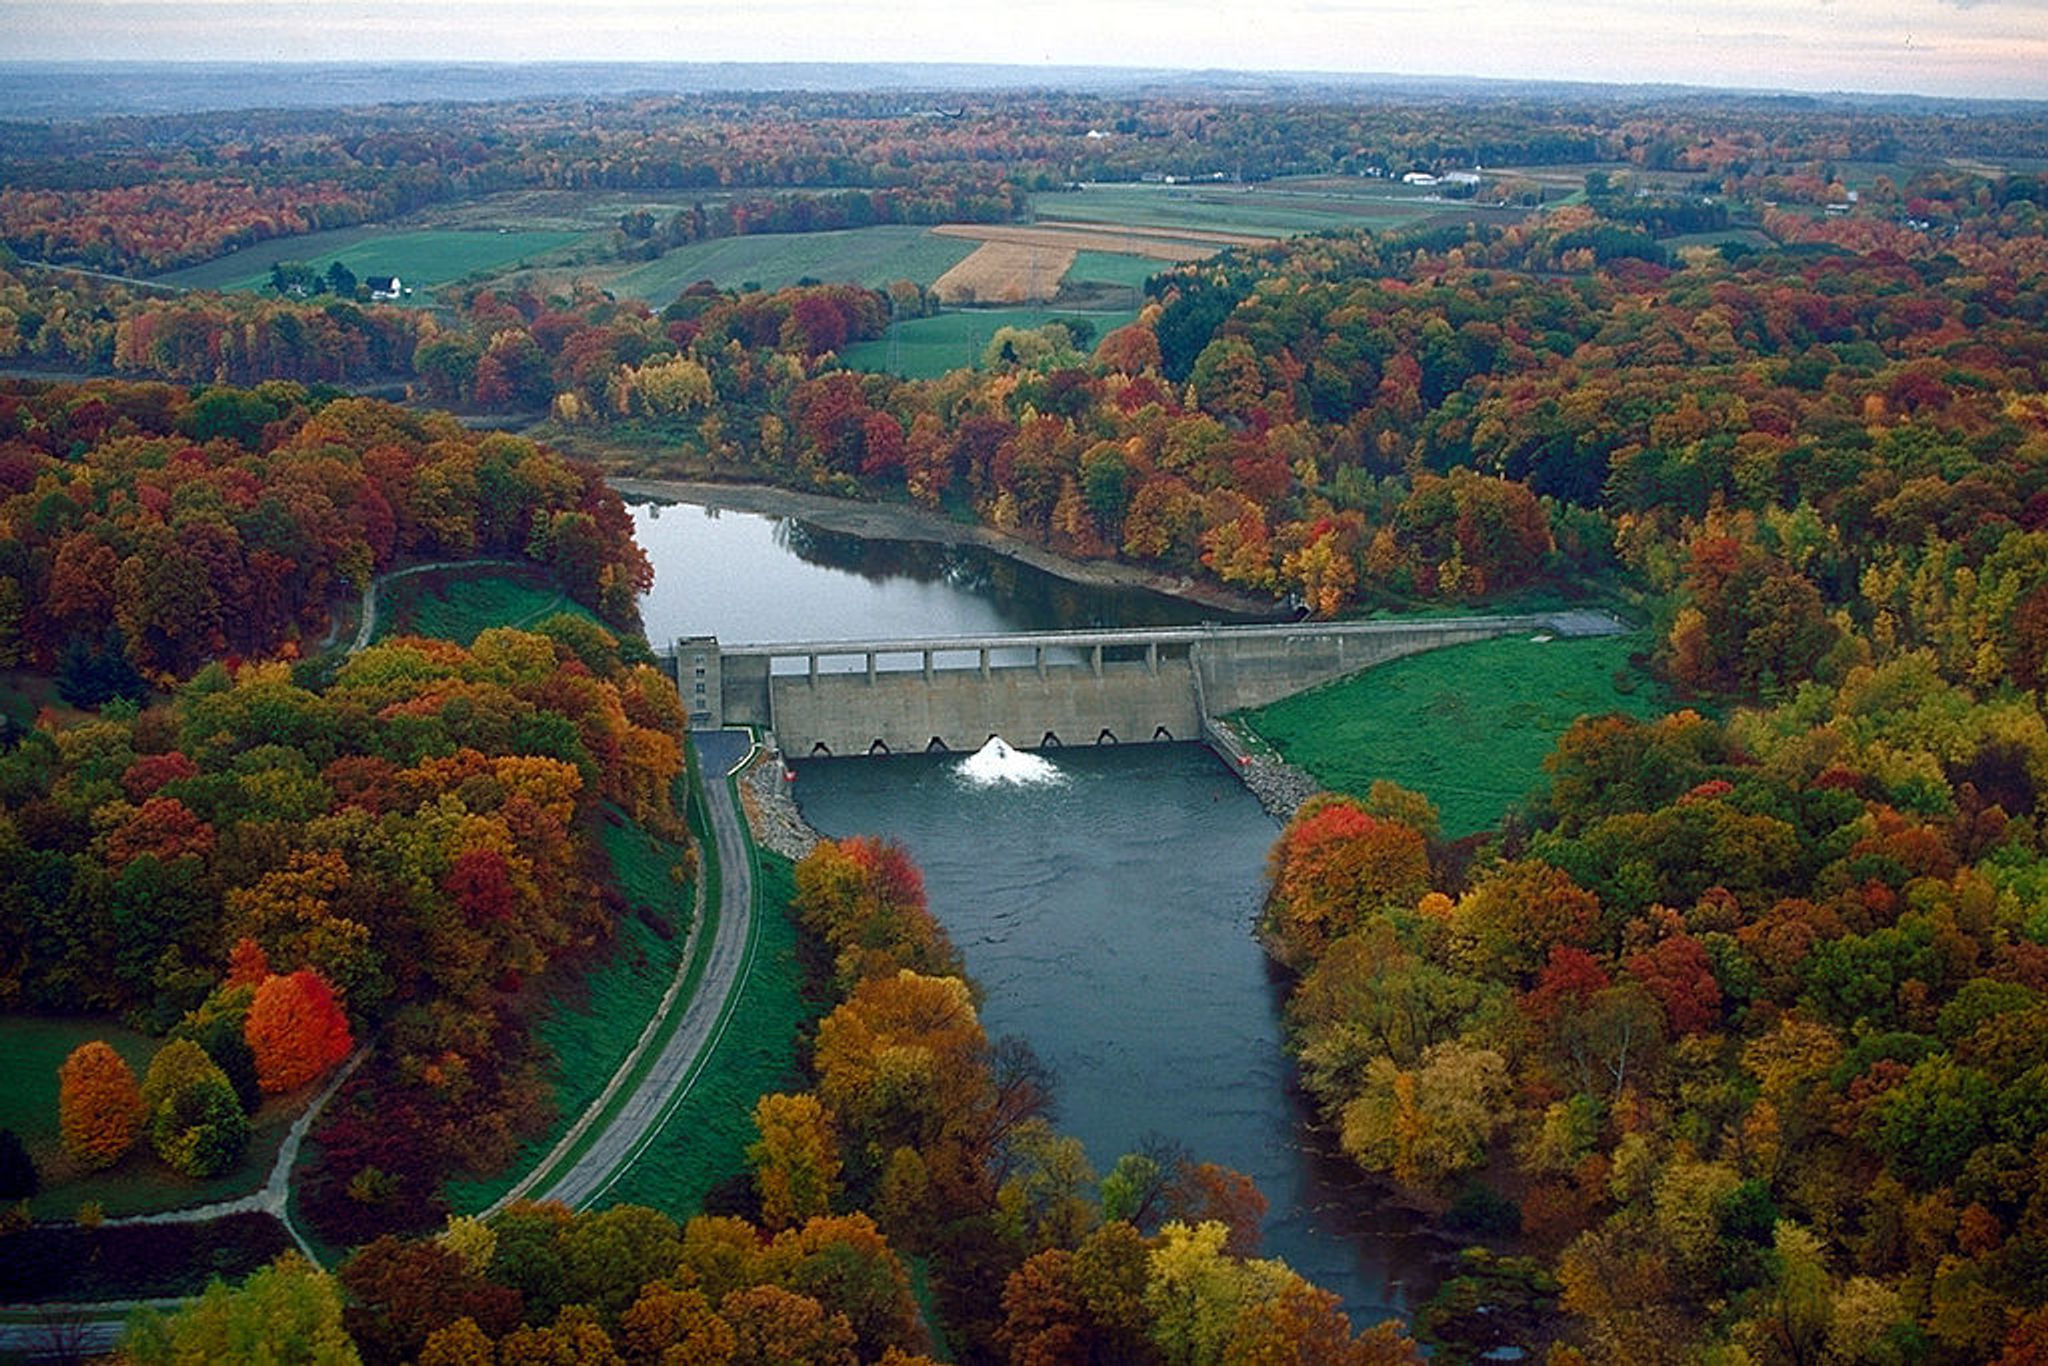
[931,240,1079,304]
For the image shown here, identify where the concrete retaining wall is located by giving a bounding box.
[1193,618,1536,713]
[770,657,1201,755]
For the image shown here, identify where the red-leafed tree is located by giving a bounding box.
[444,848,520,927]
[245,969,355,1093]
[1262,796,1430,967]
[1624,932,1724,1036]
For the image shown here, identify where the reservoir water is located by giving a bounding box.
[632,498,1437,1326]
[632,495,1222,650]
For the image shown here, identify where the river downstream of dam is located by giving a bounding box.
[633,496,1439,1325]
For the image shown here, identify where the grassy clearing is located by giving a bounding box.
[443,799,699,1215]
[840,305,1138,379]
[1667,228,1778,250]
[1237,633,1669,838]
[373,564,596,646]
[155,228,586,297]
[614,225,976,302]
[0,669,85,731]
[0,1016,159,1154]
[603,849,820,1216]
[0,1015,305,1219]
[150,224,397,287]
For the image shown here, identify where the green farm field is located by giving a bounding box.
[1065,249,1163,290]
[155,228,587,297]
[840,305,1138,379]
[1033,180,1475,236]
[613,224,976,302]
[1237,632,1670,838]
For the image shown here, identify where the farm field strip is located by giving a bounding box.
[839,303,1139,378]
[932,240,1078,303]
[154,228,587,296]
[932,220,1263,256]
[1030,183,1456,235]
[611,223,977,301]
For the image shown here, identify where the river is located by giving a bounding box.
[631,497,1440,1327]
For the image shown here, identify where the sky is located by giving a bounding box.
[4,0,2047,101]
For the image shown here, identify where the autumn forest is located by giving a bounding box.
[1,65,2048,1366]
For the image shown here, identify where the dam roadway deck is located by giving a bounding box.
[668,610,1627,757]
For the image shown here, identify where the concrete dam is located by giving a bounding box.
[667,610,1626,757]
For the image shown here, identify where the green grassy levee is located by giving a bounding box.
[601,849,819,1215]
[1236,632,1670,838]
[371,564,596,646]
[442,795,699,1215]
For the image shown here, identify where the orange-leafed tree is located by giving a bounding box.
[1262,796,1430,967]
[245,969,354,1094]
[57,1040,144,1169]
[225,936,271,989]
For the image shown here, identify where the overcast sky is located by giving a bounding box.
[6,0,2046,100]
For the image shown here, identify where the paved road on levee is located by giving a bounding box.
[514,728,756,1210]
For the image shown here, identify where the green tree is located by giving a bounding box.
[122,1253,360,1365]
[140,1038,249,1178]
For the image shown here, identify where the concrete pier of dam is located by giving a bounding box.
[662,610,1626,757]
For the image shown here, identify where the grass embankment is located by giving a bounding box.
[603,849,819,1215]
[406,569,810,1214]
[0,1016,300,1220]
[371,563,594,646]
[443,795,700,1215]
[1236,632,1670,838]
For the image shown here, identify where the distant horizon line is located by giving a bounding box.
[0,57,2040,108]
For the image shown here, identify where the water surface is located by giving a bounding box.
[793,745,1436,1324]
[633,496,1437,1325]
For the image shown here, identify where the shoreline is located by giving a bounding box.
[606,475,1283,618]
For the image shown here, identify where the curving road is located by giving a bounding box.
[1,581,745,1358]
[0,732,757,1359]
[489,728,758,1212]
[347,557,527,654]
